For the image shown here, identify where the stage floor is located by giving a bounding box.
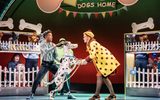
[0,93,159,100]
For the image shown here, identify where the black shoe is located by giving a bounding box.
[68,94,76,99]
[26,94,34,100]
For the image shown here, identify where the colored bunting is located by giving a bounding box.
[58,6,128,18]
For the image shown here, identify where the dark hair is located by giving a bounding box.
[43,29,52,38]
[11,53,20,61]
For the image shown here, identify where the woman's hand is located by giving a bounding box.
[81,59,88,65]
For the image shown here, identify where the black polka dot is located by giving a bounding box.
[104,73,106,75]
[105,68,107,71]
[101,57,103,60]
[91,49,94,52]
[115,63,118,65]
[106,57,108,59]
[111,62,113,65]
[101,52,103,54]
[96,48,98,50]
[96,52,99,54]
[95,43,98,45]
[62,68,64,70]
[96,61,98,64]
[111,57,113,59]
[99,68,102,70]
[61,74,64,77]
[106,53,108,55]
[96,57,98,59]
[101,62,103,65]
[105,63,108,65]
[101,48,103,50]
[93,45,96,47]
[110,69,112,71]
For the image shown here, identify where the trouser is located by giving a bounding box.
[31,61,58,94]
[135,59,148,81]
[25,59,38,80]
[25,59,38,70]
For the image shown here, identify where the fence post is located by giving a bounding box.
[23,66,25,87]
[132,67,136,87]
[4,67,7,87]
[32,67,35,83]
[144,42,147,51]
[156,41,159,50]
[9,67,11,87]
[14,68,16,87]
[150,41,152,50]
[27,68,30,87]
[129,42,132,51]
[22,42,25,51]
[16,41,18,51]
[147,41,150,51]
[151,69,154,88]
[156,69,158,87]
[19,42,21,50]
[18,67,20,87]
[140,42,142,51]
[142,68,145,88]
[138,68,141,88]
[151,41,153,50]
[147,69,150,88]
[125,43,128,51]
[0,66,1,87]
[135,42,138,51]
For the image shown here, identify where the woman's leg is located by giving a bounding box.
[89,75,102,100]
[95,76,103,96]
[103,77,115,96]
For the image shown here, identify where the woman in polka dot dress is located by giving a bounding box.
[81,31,120,100]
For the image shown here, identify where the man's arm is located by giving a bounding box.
[41,43,56,53]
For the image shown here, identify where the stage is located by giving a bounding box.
[0,93,159,100]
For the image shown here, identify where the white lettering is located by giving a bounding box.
[77,2,116,9]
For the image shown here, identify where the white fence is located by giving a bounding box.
[126,67,160,88]
[0,41,40,52]
[125,41,160,52]
[0,65,41,87]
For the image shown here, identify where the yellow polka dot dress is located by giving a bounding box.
[88,41,120,77]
